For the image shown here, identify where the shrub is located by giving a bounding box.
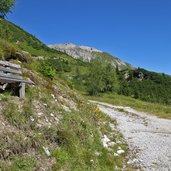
[46,57,71,73]
[39,60,56,79]
[0,38,17,59]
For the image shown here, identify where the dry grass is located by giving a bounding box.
[87,93,171,120]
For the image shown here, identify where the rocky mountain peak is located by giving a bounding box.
[48,43,133,70]
[48,43,102,53]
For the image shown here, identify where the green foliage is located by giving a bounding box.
[119,68,171,105]
[39,60,56,79]
[0,38,17,59]
[87,59,105,95]
[45,57,71,72]
[0,47,4,58]
[2,100,34,130]
[39,57,72,79]
[52,104,128,170]
[0,157,36,171]
[0,86,130,170]
[0,17,132,171]
[0,19,54,55]
[93,52,132,70]
[86,59,119,95]
[103,64,120,92]
[9,157,36,171]
[72,59,120,95]
[0,0,15,18]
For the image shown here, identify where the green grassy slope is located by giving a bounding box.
[0,19,134,170]
[0,19,77,61]
[0,17,170,171]
[0,19,89,78]
[87,93,171,119]
[1,19,170,111]
[93,51,133,70]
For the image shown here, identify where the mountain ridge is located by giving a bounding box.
[48,43,133,70]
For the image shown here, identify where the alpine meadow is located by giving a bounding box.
[0,0,171,171]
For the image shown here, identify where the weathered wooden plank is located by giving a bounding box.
[0,66,22,74]
[0,60,21,69]
[0,72,23,80]
[0,76,34,84]
[19,83,25,98]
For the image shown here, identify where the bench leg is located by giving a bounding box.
[19,83,25,98]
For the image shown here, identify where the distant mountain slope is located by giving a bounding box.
[48,43,133,70]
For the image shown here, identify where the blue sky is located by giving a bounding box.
[8,0,171,75]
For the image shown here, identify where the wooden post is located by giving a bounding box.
[19,83,25,98]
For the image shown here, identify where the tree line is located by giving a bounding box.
[118,68,171,104]
[72,60,171,105]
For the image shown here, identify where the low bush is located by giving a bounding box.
[0,38,17,60]
[39,60,56,79]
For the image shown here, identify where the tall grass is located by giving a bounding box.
[0,38,17,59]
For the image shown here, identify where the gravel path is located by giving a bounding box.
[90,100,171,171]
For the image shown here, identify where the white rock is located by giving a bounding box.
[103,135,110,142]
[37,123,42,128]
[103,142,108,148]
[36,56,44,60]
[114,153,119,157]
[51,94,55,99]
[43,146,51,157]
[37,112,43,117]
[109,123,116,131]
[30,116,34,122]
[59,96,63,100]
[108,141,115,147]
[101,135,110,148]
[115,165,119,170]
[62,105,71,112]
[127,158,139,165]
[90,159,94,163]
[116,140,122,144]
[117,149,125,154]
[50,113,54,117]
[118,146,122,150]
[95,151,100,156]
[54,117,59,121]
[45,116,49,122]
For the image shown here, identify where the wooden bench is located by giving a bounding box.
[0,60,34,98]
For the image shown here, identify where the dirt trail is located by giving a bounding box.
[90,100,171,171]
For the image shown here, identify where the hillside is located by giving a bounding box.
[1,19,171,105]
[48,43,133,70]
[118,68,171,104]
[0,18,171,170]
[0,19,133,170]
[0,19,81,63]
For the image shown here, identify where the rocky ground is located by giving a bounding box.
[90,100,171,171]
